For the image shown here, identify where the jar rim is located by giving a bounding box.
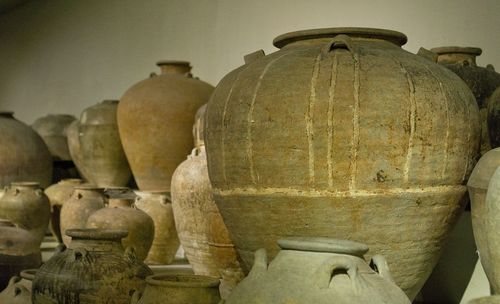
[431,46,482,56]
[66,228,128,240]
[278,237,369,256]
[145,274,220,288]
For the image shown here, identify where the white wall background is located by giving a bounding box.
[1,0,499,302]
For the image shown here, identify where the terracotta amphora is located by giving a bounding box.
[44,178,84,243]
[134,191,180,265]
[131,274,221,304]
[86,196,154,261]
[32,229,153,304]
[468,148,500,294]
[118,61,214,191]
[59,186,106,246]
[0,112,52,188]
[205,27,480,299]
[0,220,41,290]
[31,114,76,161]
[68,100,132,187]
[431,46,500,154]
[225,238,410,304]
[0,182,50,244]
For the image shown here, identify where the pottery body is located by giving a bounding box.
[132,274,221,304]
[59,187,106,246]
[118,61,214,191]
[0,220,41,290]
[32,229,153,304]
[45,179,84,242]
[0,269,36,304]
[488,88,500,148]
[225,238,411,304]
[31,114,76,161]
[0,182,50,244]
[205,27,480,299]
[0,112,52,188]
[134,191,180,264]
[469,296,500,304]
[432,47,500,154]
[468,148,500,293]
[68,100,131,187]
[67,120,92,182]
[86,201,155,261]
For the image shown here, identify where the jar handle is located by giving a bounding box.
[324,34,356,54]
[369,255,394,283]
[315,256,361,289]
[73,248,88,261]
[248,248,268,277]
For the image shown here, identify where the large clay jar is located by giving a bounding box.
[86,198,155,261]
[134,191,179,264]
[45,178,84,243]
[0,269,36,304]
[67,119,92,182]
[131,274,221,304]
[31,114,76,161]
[68,100,131,187]
[468,148,500,294]
[32,228,153,304]
[225,238,411,304]
[118,61,214,191]
[432,46,500,154]
[488,88,500,148]
[0,182,50,244]
[0,220,41,290]
[0,112,52,188]
[193,103,207,148]
[205,27,480,299]
[59,186,106,246]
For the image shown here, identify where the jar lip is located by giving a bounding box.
[156,60,191,67]
[10,182,40,188]
[145,274,220,288]
[66,228,128,240]
[277,237,369,256]
[20,269,37,281]
[273,27,407,48]
[431,46,482,56]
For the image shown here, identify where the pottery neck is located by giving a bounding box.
[108,198,134,208]
[72,187,105,200]
[156,61,192,75]
[67,229,126,252]
[432,47,482,67]
[134,191,171,204]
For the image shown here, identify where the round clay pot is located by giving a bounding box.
[0,220,41,291]
[0,182,50,244]
[67,120,92,182]
[118,61,214,191]
[225,238,410,304]
[0,112,52,188]
[205,27,480,299]
[32,228,153,304]
[59,186,106,246]
[193,103,207,148]
[488,88,500,148]
[134,191,179,265]
[432,46,500,154]
[468,148,500,294]
[68,100,132,187]
[131,274,221,304]
[45,178,84,243]
[469,296,500,303]
[31,114,76,161]
[86,199,155,261]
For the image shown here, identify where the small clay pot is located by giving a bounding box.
[131,274,221,304]
[31,114,76,161]
[32,228,153,304]
[86,199,155,261]
[45,178,84,242]
[134,191,179,265]
[0,182,50,244]
[59,186,106,246]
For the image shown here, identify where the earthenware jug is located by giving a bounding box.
[225,238,411,304]
[59,186,106,245]
[31,114,76,161]
[131,274,221,304]
[134,191,179,264]
[0,112,52,188]
[432,46,500,154]
[32,229,153,304]
[0,182,50,244]
[118,61,214,191]
[45,178,84,242]
[205,27,480,299]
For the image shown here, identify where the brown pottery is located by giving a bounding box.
[44,178,84,242]
[131,274,221,304]
[205,27,480,299]
[67,120,92,182]
[0,182,50,244]
[59,186,106,246]
[487,87,500,148]
[32,229,153,304]
[31,114,76,161]
[0,112,52,188]
[118,61,214,191]
[134,191,180,265]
